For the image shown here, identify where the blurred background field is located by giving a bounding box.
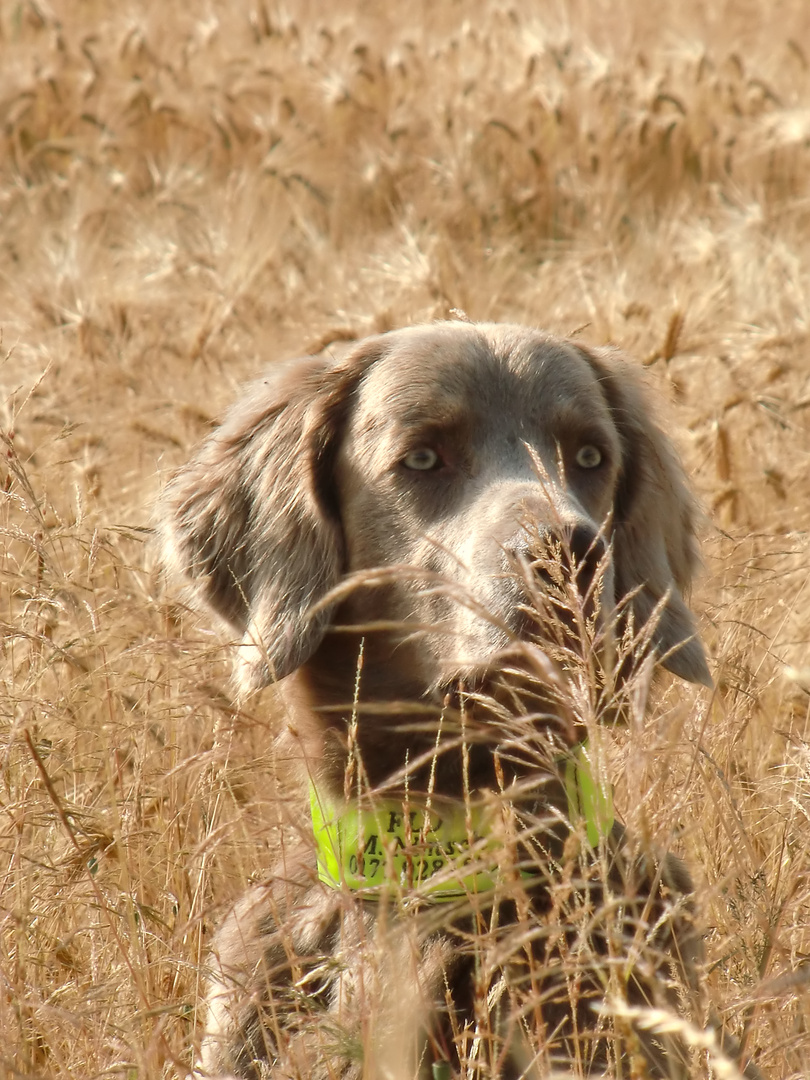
[2,1,810,1076]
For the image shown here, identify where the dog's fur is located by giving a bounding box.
[162,323,760,1079]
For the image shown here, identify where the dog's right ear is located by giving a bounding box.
[160,341,384,692]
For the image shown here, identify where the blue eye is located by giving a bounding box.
[402,448,441,471]
[575,445,602,469]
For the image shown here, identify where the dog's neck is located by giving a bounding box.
[282,626,615,880]
[293,664,501,799]
[289,628,576,806]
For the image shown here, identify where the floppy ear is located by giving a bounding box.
[160,341,384,692]
[578,345,713,688]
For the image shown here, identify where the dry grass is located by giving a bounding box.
[2,0,810,1076]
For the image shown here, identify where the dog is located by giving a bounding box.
[161,322,761,1079]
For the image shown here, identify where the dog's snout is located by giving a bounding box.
[566,524,607,595]
[502,531,532,564]
[504,523,606,598]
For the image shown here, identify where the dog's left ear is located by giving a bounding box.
[577,345,713,688]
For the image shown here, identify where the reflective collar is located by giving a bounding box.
[562,740,615,848]
[310,742,614,898]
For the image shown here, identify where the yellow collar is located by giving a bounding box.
[310,742,613,898]
[562,740,615,848]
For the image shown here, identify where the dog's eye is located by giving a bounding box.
[575,445,602,469]
[402,448,441,471]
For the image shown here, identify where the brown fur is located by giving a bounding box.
[161,322,759,1079]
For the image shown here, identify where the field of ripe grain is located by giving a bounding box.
[2,2,809,1077]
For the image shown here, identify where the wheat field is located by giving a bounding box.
[2,1,810,1076]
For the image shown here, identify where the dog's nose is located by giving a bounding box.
[504,523,607,599]
[566,525,607,597]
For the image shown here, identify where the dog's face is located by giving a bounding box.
[161,321,711,710]
[332,325,622,688]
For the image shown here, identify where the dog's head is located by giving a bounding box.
[160,322,711,704]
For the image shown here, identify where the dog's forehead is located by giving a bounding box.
[350,324,612,432]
